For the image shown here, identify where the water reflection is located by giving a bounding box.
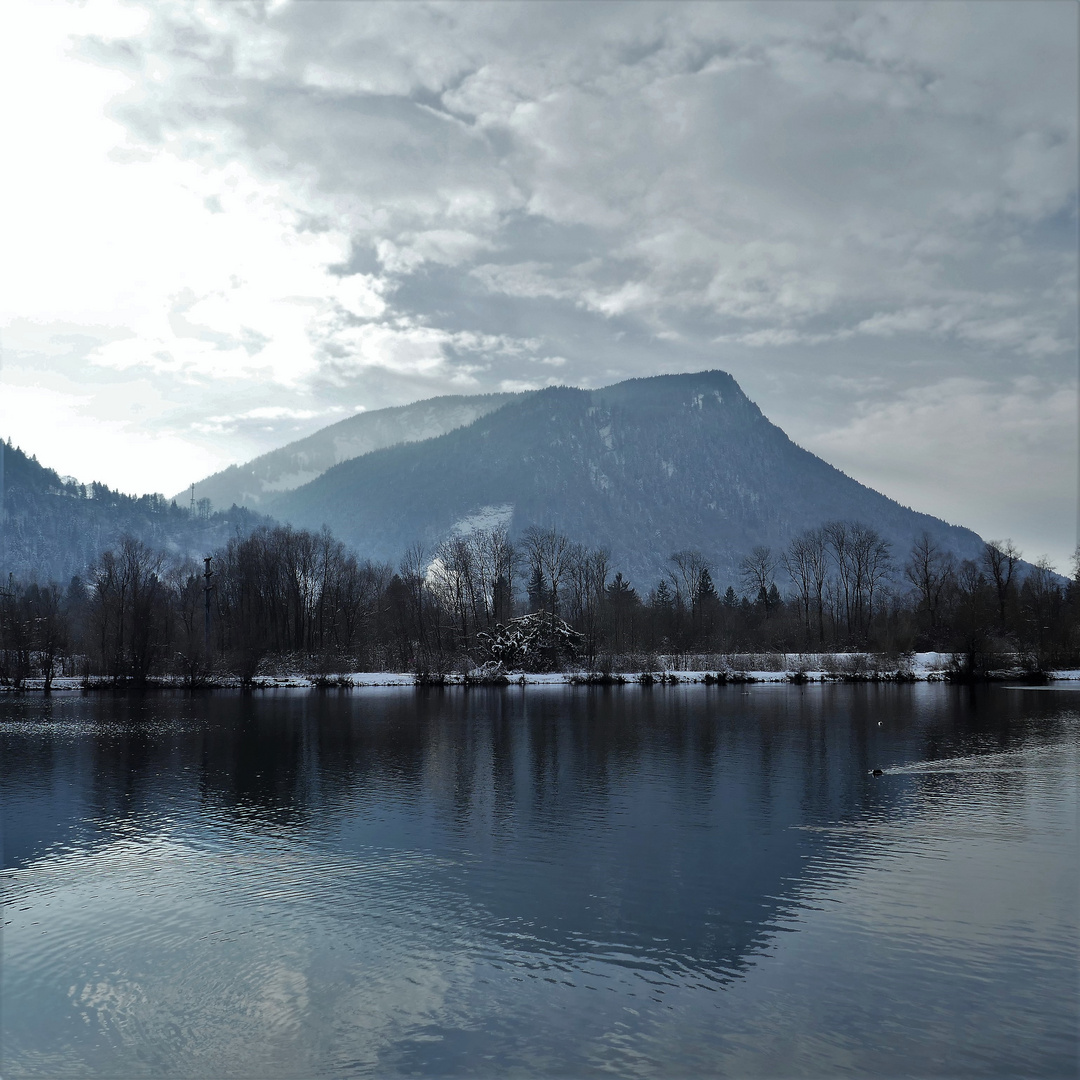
[1,684,1077,1077]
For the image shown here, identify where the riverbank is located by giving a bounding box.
[5,652,1080,691]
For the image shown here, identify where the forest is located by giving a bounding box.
[0,520,1076,688]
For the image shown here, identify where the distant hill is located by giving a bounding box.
[4,370,997,589]
[180,392,522,512]
[0,441,264,584]
[268,370,989,587]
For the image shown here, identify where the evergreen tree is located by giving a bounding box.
[651,580,675,609]
[607,572,637,603]
[526,564,549,612]
[694,568,717,607]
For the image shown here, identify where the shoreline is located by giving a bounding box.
[4,654,1079,693]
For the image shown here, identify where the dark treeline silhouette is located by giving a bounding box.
[1,521,1077,687]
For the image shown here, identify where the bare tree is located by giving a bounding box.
[804,529,829,642]
[982,539,1021,625]
[521,526,572,617]
[468,526,519,626]
[566,544,609,663]
[783,531,829,642]
[24,582,67,691]
[739,546,777,613]
[87,535,167,683]
[849,523,892,633]
[0,579,32,689]
[399,542,430,650]
[669,549,711,614]
[904,533,954,631]
[168,559,207,680]
[431,535,480,649]
[823,521,855,635]
[335,557,391,659]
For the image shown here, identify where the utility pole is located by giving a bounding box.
[190,483,196,514]
[203,555,214,661]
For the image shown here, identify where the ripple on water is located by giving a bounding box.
[2,687,1077,1078]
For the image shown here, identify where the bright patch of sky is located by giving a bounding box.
[0,0,1076,566]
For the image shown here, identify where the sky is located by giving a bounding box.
[0,0,1076,568]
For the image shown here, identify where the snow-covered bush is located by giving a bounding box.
[477,611,584,672]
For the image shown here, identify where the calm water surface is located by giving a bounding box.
[1,684,1077,1078]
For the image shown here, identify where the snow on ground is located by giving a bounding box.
[450,503,514,535]
[7,655,1079,693]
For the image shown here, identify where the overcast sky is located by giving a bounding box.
[0,0,1076,566]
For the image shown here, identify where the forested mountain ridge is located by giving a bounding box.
[0,441,265,583]
[180,391,522,511]
[270,370,988,586]
[2,370,992,590]
[5,377,1071,682]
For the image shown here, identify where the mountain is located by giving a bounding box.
[268,370,988,586]
[180,392,521,511]
[0,441,264,584]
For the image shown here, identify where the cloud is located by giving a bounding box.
[0,0,1075,560]
[808,377,1078,569]
[0,381,221,496]
[192,405,343,435]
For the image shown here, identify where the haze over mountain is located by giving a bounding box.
[179,393,521,511]
[262,370,988,586]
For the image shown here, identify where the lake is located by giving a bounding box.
[2,684,1077,1078]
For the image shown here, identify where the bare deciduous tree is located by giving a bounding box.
[739,546,776,613]
[982,539,1021,625]
[521,526,572,617]
[905,533,954,631]
[669,549,712,614]
[784,529,828,642]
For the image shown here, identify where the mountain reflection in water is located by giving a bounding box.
[2,684,1077,1078]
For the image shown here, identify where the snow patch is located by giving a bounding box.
[261,470,322,493]
[451,503,514,535]
[11,655,1080,695]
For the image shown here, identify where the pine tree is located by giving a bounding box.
[527,564,548,612]
[651,579,675,609]
[694,568,717,607]
[606,572,637,602]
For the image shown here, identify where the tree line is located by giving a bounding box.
[1,520,1077,687]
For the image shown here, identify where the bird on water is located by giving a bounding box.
[871,768,884,777]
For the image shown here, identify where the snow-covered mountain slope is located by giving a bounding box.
[269,370,989,587]
[180,392,522,511]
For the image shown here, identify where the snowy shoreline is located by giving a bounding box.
[4,653,1079,692]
